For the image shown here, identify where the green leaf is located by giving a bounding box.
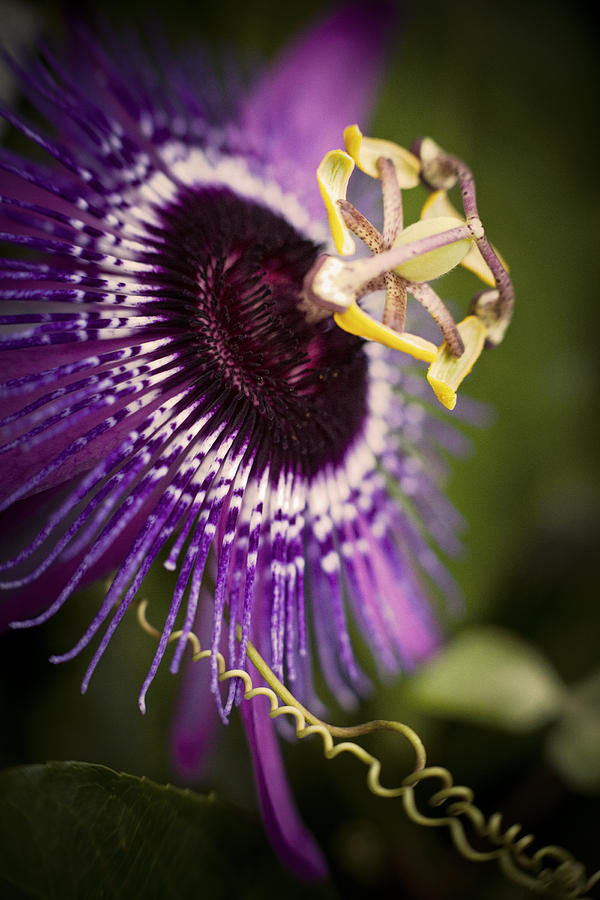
[546,669,600,794]
[405,626,565,732]
[546,708,600,794]
[0,762,333,900]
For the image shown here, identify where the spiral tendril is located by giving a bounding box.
[137,600,600,898]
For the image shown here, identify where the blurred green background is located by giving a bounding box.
[0,0,598,897]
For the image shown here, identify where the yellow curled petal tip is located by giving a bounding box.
[420,189,457,220]
[343,124,363,164]
[317,149,356,256]
[460,243,496,287]
[343,124,421,189]
[426,376,458,410]
[333,301,438,363]
[427,315,487,410]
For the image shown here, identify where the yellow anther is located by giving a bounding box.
[333,300,438,362]
[391,216,473,282]
[313,130,513,411]
[421,191,508,287]
[427,315,487,410]
[344,124,421,188]
[317,149,356,255]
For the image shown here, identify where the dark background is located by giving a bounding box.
[1,1,598,897]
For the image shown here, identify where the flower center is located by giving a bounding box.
[303,127,514,410]
[152,185,369,475]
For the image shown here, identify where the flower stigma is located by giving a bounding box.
[302,126,515,410]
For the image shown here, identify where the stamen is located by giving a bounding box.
[408,282,464,358]
[338,199,383,253]
[413,136,514,342]
[381,273,407,333]
[355,273,387,300]
[421,189,497,286]
[388,217,473,283]
[377,156,407,332]
[377,157,403,246]
[303,127,515,409]
[303,221,476,315]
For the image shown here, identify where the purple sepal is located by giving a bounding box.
[241,693,329,882]
[241,1,396,217]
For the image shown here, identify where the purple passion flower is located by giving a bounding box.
[0,4,469,881]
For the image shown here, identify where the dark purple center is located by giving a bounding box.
[150,186,368,476]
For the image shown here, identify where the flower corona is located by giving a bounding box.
[0,5,512,879]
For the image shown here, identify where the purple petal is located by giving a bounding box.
[241,1,397,216]
[169,598,219,779]
[241,694,329,882]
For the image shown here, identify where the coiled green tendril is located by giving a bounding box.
[138,601,599,899]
